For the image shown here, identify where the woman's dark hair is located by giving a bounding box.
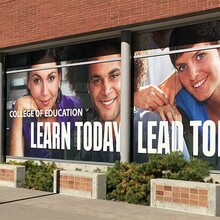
[27,48,61,74]
[169,21,220,66]
[27,48,62,100]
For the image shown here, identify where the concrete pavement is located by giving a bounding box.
[0,186,220,220]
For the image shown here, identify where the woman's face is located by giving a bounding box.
[175,42,220,101]
[27,62,61,111]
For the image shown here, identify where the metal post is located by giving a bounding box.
[120,31,131,162]
[0,54,4,163]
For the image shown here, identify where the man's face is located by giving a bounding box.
[175,42,220,101]
[88,52,121,124]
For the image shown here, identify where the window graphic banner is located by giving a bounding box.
[6,39,121,162]
[132,21,220,169]
[5,20,220,169]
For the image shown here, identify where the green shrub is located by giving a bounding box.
[107,152,212,206]
[107,161,151,205]
[163,158,211,181]
[5,160,57,192]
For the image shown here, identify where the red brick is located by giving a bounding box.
[156,196,163,201]
[74,181,80,186]
[199,195,208,202]
[75,177,81,183]
[85,186,92,192]
[164,186,172,191]
[156,190,164,196]
[199,189,208,196]
[164,191,172,197]
[164,197,172,202]
[62,182,69,189]
[9,177,14,182]
[173,187,181,193]
[69,176,75,182]
[75,185,80,190]
[190,200,199,206]
[181,198,189,204]
[190,188,198,194]
[199,201,208,207]
[156,185,164,190]
[172,192,180,198]
[0,0,219,48]
[181,188,189,193]
[181,193,189,199]
[87,178,92,183]
[172,197,180,203]
[61,175,69,181]
[62,180,68,186]
[190,194,198,200]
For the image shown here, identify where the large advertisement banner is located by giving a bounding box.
[5,20,220,169]
[133,21,220,169]
[6,39,121,162]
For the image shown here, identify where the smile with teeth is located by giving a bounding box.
[193,77,208,88]
[101,98,116,106]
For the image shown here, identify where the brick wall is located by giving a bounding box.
[0,164,25,188]
[0,169,14,182]
[155,184,208,208]
[151,179,220,216]
[60,175,92,193]
[0,0,219,48]
[54,170,106,199]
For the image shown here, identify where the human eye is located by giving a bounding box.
[176,64,187,73]
[196,53,205,61]
[110,71,120,80]
[33,78,41,84]
[93,77,101,85]
[48,75,55,82]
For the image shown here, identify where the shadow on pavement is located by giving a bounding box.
[0,192,57,205]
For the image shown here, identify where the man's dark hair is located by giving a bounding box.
[65,39,146,92]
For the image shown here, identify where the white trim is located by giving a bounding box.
[6,57,122,74]
[6,44,220,74]
[133,44,220,59]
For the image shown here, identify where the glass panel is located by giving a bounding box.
[132,20,220,169]
[6,38,121,163]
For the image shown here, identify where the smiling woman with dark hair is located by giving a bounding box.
[9,49,82,158]
[156,21,220,167]
[166,21,220,124]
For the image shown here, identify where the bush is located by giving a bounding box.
[6,160,57,192]
[163,158,211,182]
[107,161,151,205]
[106,152,212,206]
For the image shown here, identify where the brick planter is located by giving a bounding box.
[0,164,25,188]
[54,170,106,199]
[151,179,220,216]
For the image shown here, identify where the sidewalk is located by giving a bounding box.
[0,186,219,220]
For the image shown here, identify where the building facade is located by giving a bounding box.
[0,1,220,169]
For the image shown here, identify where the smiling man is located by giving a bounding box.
[87,45,121,125]
[65,40,189,163]
[84,43,186,163]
